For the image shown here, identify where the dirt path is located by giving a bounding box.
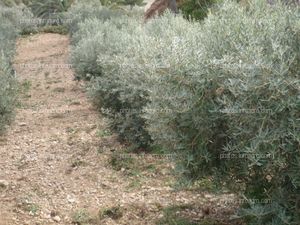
[0,33,233,225]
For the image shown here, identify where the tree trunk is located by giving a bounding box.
[144,0,178,21]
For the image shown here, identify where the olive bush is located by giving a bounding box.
[65,0,124,36]
[0,5,32,132]
[0,57,17,133]
[70,0,299,223]
[71,15,153,147]
[0,5,36,44]
[142,1,300,224]
[70,16,138,80]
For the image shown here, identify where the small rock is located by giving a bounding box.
[204,194,213,199]
[53,216,61,222]
[195,212,204,220]
[19,123,27,127]
[67,195,76,203]
[158,214,164,219]
[0,180,9,187]
[68,198,75,203]
[41,213,51,219]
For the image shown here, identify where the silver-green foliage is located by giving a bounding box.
[0,56,17,133]
[71,1,300,223]
[0,4,36,36]
[65,0,124,37]
[0,5,32,132]
[71,17,133,80]
[143,1,300,224]
[71,15,152,147]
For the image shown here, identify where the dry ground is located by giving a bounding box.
[0,33,239,225]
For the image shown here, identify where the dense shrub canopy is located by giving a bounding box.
[143,1,300,224]
[71,0,299,224]
[65,0,126,36]
[71,14,153,147]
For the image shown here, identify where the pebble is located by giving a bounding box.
[41,213,51,219]
[67,194,76,203]
[204,194,213,199]
[0,180,9,187]
[53,216,61,222]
